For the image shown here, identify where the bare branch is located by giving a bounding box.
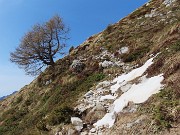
[10,15,69,76]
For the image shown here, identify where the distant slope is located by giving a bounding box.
[0,91,17,101]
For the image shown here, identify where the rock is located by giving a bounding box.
[119,47,129,54]
[45,79,52,85]
[163,0,176,7]
[67,128,77,135]
[85,103,106,124]
[80,131,88,135]
[96,81,111,88]
[84,90,94,98]
[121,83,132,92]
[55,132,63,135]
[145,9,157,18]
[95,103,106,112]
[70,60,85,73]
[90,128,96,133]
[71,117,83,131]
[125,118,142,128]
[100,60,114,68]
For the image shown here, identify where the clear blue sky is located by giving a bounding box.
[0,0,148,97]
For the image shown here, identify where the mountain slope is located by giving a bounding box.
[0,0,179,134]
[0,91,17,101]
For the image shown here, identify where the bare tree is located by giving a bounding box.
[10,15,69,76]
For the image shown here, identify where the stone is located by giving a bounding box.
[163,0,176,7]
[85,103,106,124]
[55,132,63,135]
[80,131,88,135]
[84,90,94,98]
[70,60,85,73]
[119,47,129,54]
[90,128,96,133]
[71,117,83,131]
[100,60,114,68]
[67,128,77,135]
[95,102,106,112]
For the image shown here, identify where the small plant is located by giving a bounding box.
[105,24,114,34]
[139,87,179,132]
[123,45,150,62]
[13,96,23,105]
[170,40,180,52]
[69,46,74,53]
[47,106,74,125]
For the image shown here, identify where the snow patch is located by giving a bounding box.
[110,57,154,93]
[100,95,117,101]
[94,74,164,128]
[94,112,116,128]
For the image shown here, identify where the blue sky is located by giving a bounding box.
[0,0,148,97]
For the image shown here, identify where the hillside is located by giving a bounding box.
[0,91,17,101]
[0,0,179,135]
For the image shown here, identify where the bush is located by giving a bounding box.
[105,24,114,34]
[123,45,150,62]
[47,106,74,125]
[170,40,180,52]
[14,96,23,104]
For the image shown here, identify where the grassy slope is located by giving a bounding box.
[0,0,179,134]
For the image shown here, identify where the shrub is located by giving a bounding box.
[14,96,23,104]
[105,24,114,34]
[123,45,150,62]
[170,40,180,52]
[69,46,74,53]
[47,106,74,125]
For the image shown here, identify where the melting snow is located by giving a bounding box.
[94,74,164,128]
[110,57,154,93]
[100,95,117,101]
[75,56,164,131]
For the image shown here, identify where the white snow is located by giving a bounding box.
[94,112,116,128]
[100,95,117,101]
[75,56,164,131]
[113,74,164,112]
[110,57,154,93]
[94,74,164,128]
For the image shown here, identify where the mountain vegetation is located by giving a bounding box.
[0,0,179,135]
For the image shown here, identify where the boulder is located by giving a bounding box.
[70,60,85,73]
[100,60,114,68]
[85,103,106,124]
[71,117,83,131]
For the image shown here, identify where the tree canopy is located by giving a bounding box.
[10,15,69,76]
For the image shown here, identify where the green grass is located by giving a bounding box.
[123,45,150,62]
[138,87,179,132]
[0,72,105,135]
[170,40,180,52]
